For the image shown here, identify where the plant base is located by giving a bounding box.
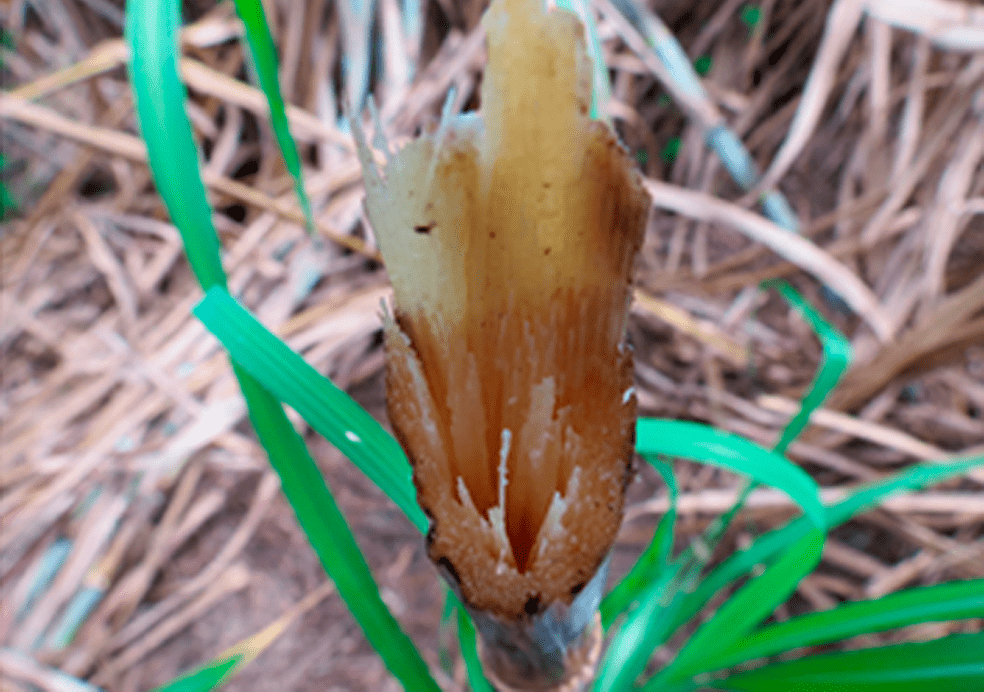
[466,558,609,690]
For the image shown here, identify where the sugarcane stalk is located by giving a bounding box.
[353,0,650,686]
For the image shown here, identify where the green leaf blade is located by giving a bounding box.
[193,286,427,532]
[674,454,984,638]
[152,655,241,692]
[711,632,984,691]
[594,565,684,692]
[601,506,677,628]
[234,369,439,691]
[127,3,436,686]
[601,457,679,628]
[708,578,984,673]
[457,606,495,692]
[656,530,825,684]
[636,419,826,531]
[767,280,852,455]
[126,0,226,291]
[231,0,314,232]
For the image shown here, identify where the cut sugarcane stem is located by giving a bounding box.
[354,0,650,686]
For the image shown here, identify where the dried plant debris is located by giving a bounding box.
[1,0,982,689]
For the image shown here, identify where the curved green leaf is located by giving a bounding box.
[601,457,678,627]
[193,286,426,532]
[766,280,852,455]
[153,655,241,692]
[126,0,225,291]
[691,281,848,572]
[127,3,437,688]
[458,605,495,692]
[711,632,984,691]
[656,530,825,684]
[602,506,677,629]
[232,0,313,232]
[704,578,984,674]
[673,454,984,640]
[593,566,681,692]
[636,419,826,530]
[238,371,438,690]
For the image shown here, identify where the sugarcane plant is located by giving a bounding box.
[121,0,984,689]
[352,0,648,684]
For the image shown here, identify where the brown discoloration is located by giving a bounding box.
[357,0,649,630]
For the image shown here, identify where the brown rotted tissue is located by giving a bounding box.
[353,0,649,683]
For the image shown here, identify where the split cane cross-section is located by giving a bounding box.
[353,0,650,686]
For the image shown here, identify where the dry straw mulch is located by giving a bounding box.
[2,0,983,689]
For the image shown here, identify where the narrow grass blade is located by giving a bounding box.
[594,566,682,692]
[654,530,825,685]
[673,454,984,636]
[153,655,241,692]
[235,371,439,691]
[696,281,849,567]
[602,507,676,629]
[0,152,16,219]
[126,0,225,291]
[767,281,852,455]
[457,605,495,692]
[601,458,678,627]
[127,3,436,687]
[710,632,984,691]
[231,0,314,232]
[702,578,984,673]
[636,419,826,530]
[193,286,427,532]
